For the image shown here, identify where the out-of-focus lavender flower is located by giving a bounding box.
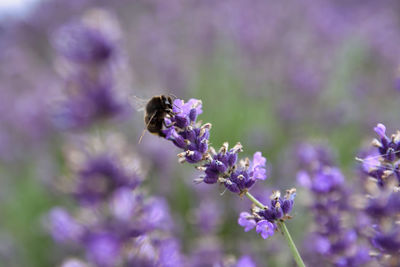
[110,188,137,221]
[358,125,400,265]
[127,236,184,267]
[144,197,174,231]
[297,143,371,266]
[54,80,126,130]
[235,255,256,267]
[187,238,240,267]
[48,134,182,266]
[54,22,114,65]
[193,200,221,233]
[48,208,83,243]
[74,155,139,205]
[51,13,128,130]
[157,238,185,267]
[84,232,121,267]
[360,189,400,265]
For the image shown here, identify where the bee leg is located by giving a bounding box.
[164,120,175,128]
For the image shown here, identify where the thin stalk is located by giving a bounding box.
[245,191,265,209]
[277,221,306,267]
[245,192,306,267]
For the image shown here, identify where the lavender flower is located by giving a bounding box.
[48,208,83,243]
[52,17,127,130]
[74,155,139,205]
[156,98,296,243]
[360,189,400,265]
[84,232,121,267]
[297,143,370,266]
[54,22,114,65]
[238,212,257,232]
[163,98,267,195]
[358,125,400,265]
[235,256,256,267]
[238,189,296,239]
[256,220,276,239]
[193,200,222,233]
[54,80,125,129]
[48,135,182,266]
[360,123,400,187]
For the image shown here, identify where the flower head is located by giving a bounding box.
[75,155,138,205]
[256,220,276,239]
[54,22,114,64]
[235,256,256,267]
[374,123,387,139]
[238,212,256,232]
[84,232,121,267]
[49,208,83,243]
[250,151,267,180]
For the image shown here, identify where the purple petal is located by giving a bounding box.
[374,123,386,139]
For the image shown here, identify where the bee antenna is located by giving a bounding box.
[168,93,178,99]
[138,111,158,144]
[172,103,181,111]
[138,129,146,144]
[165,93,181,111]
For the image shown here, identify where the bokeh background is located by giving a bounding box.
[1,0,400,266]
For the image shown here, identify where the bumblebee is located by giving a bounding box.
[144,95,174,137]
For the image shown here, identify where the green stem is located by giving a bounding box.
[277,221,306,267]
[245,192,306,267]
[245,191,265,209]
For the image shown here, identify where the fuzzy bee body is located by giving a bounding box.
[144,95,174,137]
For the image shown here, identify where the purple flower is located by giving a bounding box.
[84,232,121,267]
[75,155,138,205]
[236,255,256,267]
[53,22,114,64]
[371,230,400,254]
[163,98,270,194]
[256,220,275,239]
[237,189,295,239]
[172,98,202,117]
[49,208,83,243]
[54,81,125,130]
[297,143,369,266]
[163,100,210,164]
[314,236,331,254]
[369,123,400,164]
[194,200,221,233]
[238,212,256,232]
[374,123,387,140]
[144,197,173,230]
[296,170,312,188]
[110,188,137,221]
[157,239,184,267]
[250,151,267,180]
[312,167,344,193]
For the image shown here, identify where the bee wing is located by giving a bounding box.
[129,95,147,112]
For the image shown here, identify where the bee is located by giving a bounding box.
[134,94,175,143]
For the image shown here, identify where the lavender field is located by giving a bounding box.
[1,1,400,266]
